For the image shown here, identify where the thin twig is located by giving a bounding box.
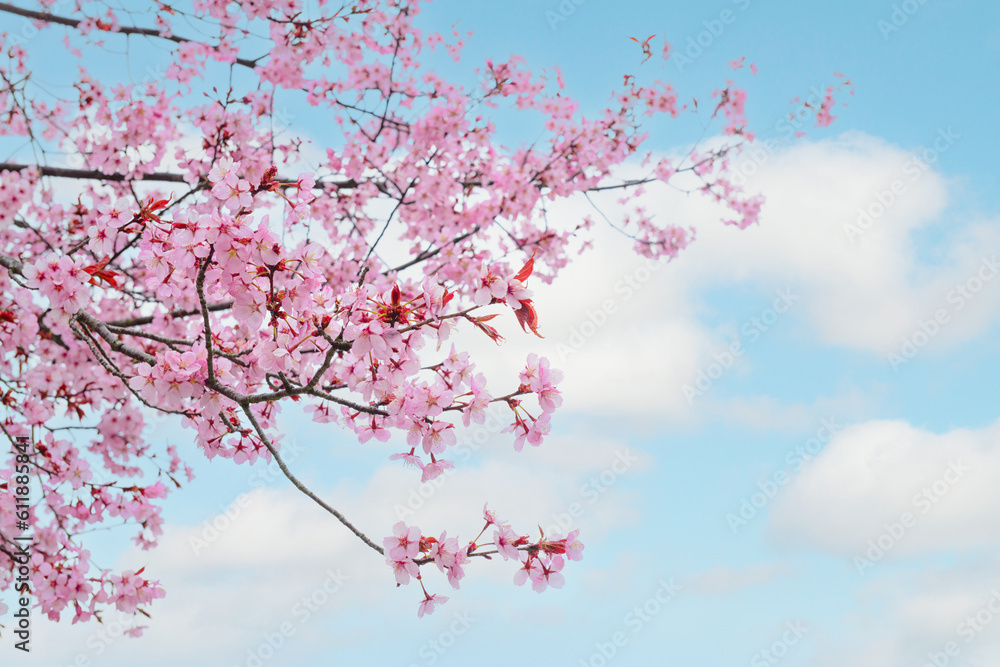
[239,402,385,555]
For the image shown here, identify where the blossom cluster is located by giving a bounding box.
[0,0,844,629]
[384,503,585,616]
[0,167,36,230]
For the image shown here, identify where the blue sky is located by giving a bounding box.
[7,1,1000,666]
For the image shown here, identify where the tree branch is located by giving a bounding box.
[239,401,385,556]
[0,2,259,69]
[0,162,366,191]
[390,225,481,274]
[299,387,389,416]
[196,252,217,383]
[105,301,235,328]
[0,162,191,183]
[0,252,25,276]
[74,311,156,366]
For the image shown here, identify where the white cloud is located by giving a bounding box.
[769,418,1000,558]
[454,131,1000,423]
[29,427,649,667]
[683,562,794,595]
[703,390,871,432]
[678,133,1000,355]
[807,564,1000,667]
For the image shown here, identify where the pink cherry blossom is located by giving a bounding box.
[564,530,585,561]
[513,553,542,587]
[531,555,566,593]
[417,593,448,618]
[388,557,419,586]
[384,522,421,561]
[211,177,253,212]
[209,157,239,184]
[0,0,846,629]
[494,525,520,561]
[483,503,500,526]
[421,458,454,482]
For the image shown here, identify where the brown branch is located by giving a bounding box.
[105,301,235,328]
[105,324,195,347]
[0,162,191,183]
[196,252,217,383]
[585,177,657,193]
[0,2,259,69]
[390,225,481,273]
[239,401,385,556]
[74,311,156,366]
[397,306,481,334]
[413,545,531,566]
[0,252,25,276]
[0,162,364,191]
[67,319,192,417]
[300,387,389,417]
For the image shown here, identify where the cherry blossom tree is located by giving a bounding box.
[0,0,845,630]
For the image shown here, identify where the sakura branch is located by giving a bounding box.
[0,0,847,629]
[385,504,585,617]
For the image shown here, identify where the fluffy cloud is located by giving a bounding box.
[456,132,1000,422]
[769,418,1000,558]
[807,564,1000,667]
[683,562,794,595]
[28,428,650,667]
